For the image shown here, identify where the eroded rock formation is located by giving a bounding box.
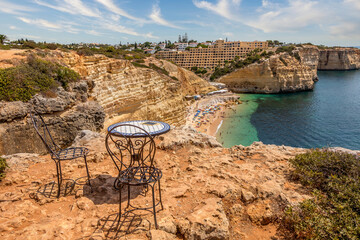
[218,53,316,93]
[58,53,215,126]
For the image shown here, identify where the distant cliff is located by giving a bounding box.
[318,48,360,70]
[218,53,315,93]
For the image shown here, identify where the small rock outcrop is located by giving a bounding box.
[0,83,105,155]
[218,53,315,93]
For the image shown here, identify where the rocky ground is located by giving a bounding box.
[0,126,311,240]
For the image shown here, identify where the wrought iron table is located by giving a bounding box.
[107,120,170,137]
[106,120,170,230]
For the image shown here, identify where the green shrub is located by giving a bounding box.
[275,45,296,56]
[0,157,8,180]
[281,150,360,239]
[149,63,169,76]
[131,62,149,68]
[124,55,134,60]
[0,55,80,101]
[279,56,288,66]
[77,48,95,56]
[0,44,10,50]
[171,76,179,81]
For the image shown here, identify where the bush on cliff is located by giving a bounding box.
[209,50,263,81]
[0,157,8,180]
[0,55,80,101]
[281,150,360,239]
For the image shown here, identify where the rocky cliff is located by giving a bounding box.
[318,48,360,70]
[58,52,215,127]
[0,50,214,154]
[218,53,315,93]
[298,45,320,80]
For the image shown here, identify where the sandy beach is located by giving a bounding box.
[186,93,239,137]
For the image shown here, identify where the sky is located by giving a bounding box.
[0,0,359,46]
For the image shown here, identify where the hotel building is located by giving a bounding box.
[156,40,268,69]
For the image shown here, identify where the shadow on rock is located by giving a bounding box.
[89,211,150,240]
[83,174,143,205]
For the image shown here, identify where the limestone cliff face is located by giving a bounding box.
[298,46,319,80]
[146,58,216,95]
[318,48,360,70]
[59,53,215,126]
[218,53,315,93]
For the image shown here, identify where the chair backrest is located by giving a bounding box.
[29,110,61,157]
[105,124,156,173]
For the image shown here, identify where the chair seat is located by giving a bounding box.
[53,147,89,160]
[117,166,162,186]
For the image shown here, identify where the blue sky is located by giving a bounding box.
[0,0,359,46]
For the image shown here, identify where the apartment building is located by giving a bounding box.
[156,40,268,69]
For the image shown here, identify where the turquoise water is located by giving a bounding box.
[216,70,360,150]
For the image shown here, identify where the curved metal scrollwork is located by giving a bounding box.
[105,124,156,176]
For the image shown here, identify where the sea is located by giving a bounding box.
[216,70,360,150]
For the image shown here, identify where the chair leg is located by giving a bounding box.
[126,185,131,209]
[151,184,158,229]
[158,180,164,210]
[119,183,122,223]
[55,161,62,198]
[83,155,92,188]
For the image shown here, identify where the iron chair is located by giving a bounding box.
[29,110,92,198]
[105,124,163,229]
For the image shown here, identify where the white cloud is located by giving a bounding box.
[9,25,18,30]
[18,17,79,33]
[100,21,141,36]
[144,32,159,39]
[193,0,241,20]
[344,0,360,10]
[18,17,62,30]
[246,0,326,32]
[223,32,233,37]
[85,30,102,36]
[94,0,142,21]
[34,0,100,17]
[330,21,360,38]
[149,3,182,29]
[0,0,36,14]
[111,14,121,21]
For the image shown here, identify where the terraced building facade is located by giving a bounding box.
[156,40,268,69]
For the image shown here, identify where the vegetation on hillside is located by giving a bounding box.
[280,150,360,239]
[0,55,80,101]
[76,46,149,60]
[130,61,179,81]
[0,157,8,180]
[208,49,274,81]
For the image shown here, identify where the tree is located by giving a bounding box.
[143,41,151,48]
[0,34,8,44]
